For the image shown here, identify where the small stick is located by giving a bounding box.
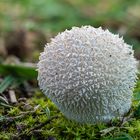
[15,115,59,138]
[100,112,134,136]
[9,90,17,103]
[0,111,35,123]
[100,126,117,136]
[119,112,134,127]
[28,115,59,133]
[0,105,42,123]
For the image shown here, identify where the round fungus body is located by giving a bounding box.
[37,26,137,124]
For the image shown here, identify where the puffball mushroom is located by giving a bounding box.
[37,26,137,124]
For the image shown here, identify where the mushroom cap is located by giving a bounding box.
[37,26,137,123]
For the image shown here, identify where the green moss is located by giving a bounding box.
[1,80,140,140]
[0,132,10,140]
[8,107,21,116]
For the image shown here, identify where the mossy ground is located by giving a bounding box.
[0,0,140,139]
[1,80,140,140]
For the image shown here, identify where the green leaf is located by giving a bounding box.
[109,133,133,140]
[134,105,140,118]
[0,64,37,80]
[0,75,16,93]
[0,102,12,108]
[0,96,9,104]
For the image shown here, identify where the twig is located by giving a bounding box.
[0,105,42,123]
[15,115,60,138]
[9,90,17,103]
[119,112,134,127]
[100,126,117,136]
[100,112,134,136]
[0,111,35,123]
[28,115,59,133]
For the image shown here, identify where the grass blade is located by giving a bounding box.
[0,75,16,93]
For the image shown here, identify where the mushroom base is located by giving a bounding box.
[57,102,131,124]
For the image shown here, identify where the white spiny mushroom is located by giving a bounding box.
[37,26,137,123]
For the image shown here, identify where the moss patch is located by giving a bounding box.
[0,85,140,140]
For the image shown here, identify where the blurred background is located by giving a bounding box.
[0,0,140,62]
[1,1,140,139]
